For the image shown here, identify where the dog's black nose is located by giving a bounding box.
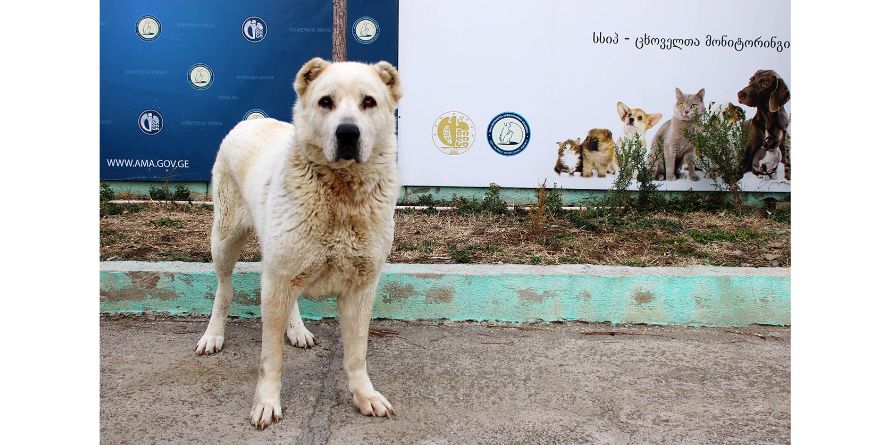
[335,124,360,161]
[628,117,634,124]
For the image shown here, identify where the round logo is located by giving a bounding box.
[138,110,163,135]
[243,109,268,120]
[136,16,161,41]
[187,64,213,89]
[242,17,267,42]
[487,112,530,156]
[352,17,379,44]
[432,111,475,155]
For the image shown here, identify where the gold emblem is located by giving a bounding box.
[432,111,475,155]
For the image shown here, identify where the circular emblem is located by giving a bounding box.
[138,110,163,135]
[242,17,267,42]
[432,111,475,155]
[136,16,161,41]
[243,109,268,120]
[187,64,213,90]
[487,112,530,156]
[352,17,379,44]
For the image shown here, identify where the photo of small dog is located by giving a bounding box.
[580,129,617,177]
[752,134,783,179]
[713,101,746,125]
[617,101,662,153]
[554,138,583,175]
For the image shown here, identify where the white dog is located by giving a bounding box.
[195,58,402,429]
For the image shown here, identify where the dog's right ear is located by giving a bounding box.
[617,102,630,120]
[294,58,331,97]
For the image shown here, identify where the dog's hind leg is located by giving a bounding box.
[338,283,394,417]
[196,171,250,355]
[286,298,317,348]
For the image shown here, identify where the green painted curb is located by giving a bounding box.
[100,262,790,327]
[102,181,788,207]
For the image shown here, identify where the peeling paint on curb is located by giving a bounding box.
[100,262,790,327]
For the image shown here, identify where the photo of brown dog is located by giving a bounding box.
[554,138,583,175]
[616,102,662,152]
[580,129,617,177]
[737,69,791,180]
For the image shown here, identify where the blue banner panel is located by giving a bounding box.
[100,0,398,182]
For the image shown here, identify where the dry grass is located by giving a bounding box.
[100,204,790,267]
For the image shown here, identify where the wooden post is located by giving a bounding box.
[332,0,347,62]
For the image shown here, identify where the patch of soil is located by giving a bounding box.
[100,204,790,267]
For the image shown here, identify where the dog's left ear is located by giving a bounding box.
[374,61,402,103]
[294,58,331,97]
[647,113,663,128]
[768,75,790,112]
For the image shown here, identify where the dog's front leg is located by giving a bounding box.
[338,284,394,417]
[250,272,297,429]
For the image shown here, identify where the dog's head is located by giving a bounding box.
[581,129,613,152]
[292,58,402,166]
[737,70,790,113]
[724,102,746,124]
[617,102,662,135]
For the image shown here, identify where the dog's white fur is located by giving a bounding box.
[195,58,402,429]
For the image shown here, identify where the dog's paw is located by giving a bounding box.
[689,174,700,181]
[195,333,225,355]
[250,398,282,430]
[352,390,395,417]
[286,324,317,349]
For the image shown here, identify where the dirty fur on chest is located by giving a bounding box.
[275,161,396,294]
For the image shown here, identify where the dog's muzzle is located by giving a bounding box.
[335,123,360,162]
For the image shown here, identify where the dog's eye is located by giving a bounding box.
[318,96,334,109]
[637,116,642,121]
[362,96,377,109]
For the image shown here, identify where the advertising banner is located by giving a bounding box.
[100,0,398,181]
[397,0,791,192]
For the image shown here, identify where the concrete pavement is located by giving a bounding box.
[100,316,790,444]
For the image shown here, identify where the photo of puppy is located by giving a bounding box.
[719,102,745,124]
[580,129,616,177]
[752,134,783,179]
[617,101,662,152]
[554,138,583,175]
[737,69,791,180]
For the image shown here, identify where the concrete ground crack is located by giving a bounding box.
[296,331,342,445]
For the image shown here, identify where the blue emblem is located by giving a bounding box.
[138,110,163,135]
[352,17,379,44]
[242,17,267,42]
[243,109,268,120]
[487,112,530,156]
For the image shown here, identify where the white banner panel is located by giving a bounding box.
[398,0,790,191]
